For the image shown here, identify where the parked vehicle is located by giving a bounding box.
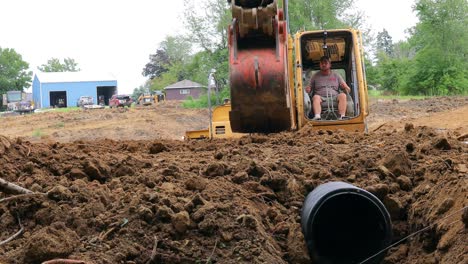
[2,91,35,113]
[76,96,94,107]
[137,93,156,106]
[109,95,132,108]
[98,95,106,106]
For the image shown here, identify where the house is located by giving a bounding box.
[164,80,204,100]
[32,71,118,108]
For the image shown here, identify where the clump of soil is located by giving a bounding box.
[0,97,467,264]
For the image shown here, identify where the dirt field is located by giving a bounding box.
[0,97,467,264]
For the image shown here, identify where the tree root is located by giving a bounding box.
[146,236,159,264]
[0,214,23,247]
[41,259,88,264]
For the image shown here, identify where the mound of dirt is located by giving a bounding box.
[0,97,467,264]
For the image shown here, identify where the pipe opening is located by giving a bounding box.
[302,182,392,264]
[313,194,388,263]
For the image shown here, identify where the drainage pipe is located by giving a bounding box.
[301,181,392,264]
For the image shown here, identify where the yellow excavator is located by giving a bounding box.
[186,3,393,263]
[186,0,369,139]
[137,91,165,106]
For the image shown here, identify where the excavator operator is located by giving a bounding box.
[306,56,351,120]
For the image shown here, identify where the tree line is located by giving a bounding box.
[1,0,466,99]
[141,0,467,98]
[367,0,467,95]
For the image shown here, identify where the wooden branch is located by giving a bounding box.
[98,226,117,241]
[205,238,218,264]
[41,259,87,264]
[0,193,47,203]
[146,236,159,264]
[457,133,468,141]
[0,214,23,247]
[371,123,387,132]
[0,177,33,195]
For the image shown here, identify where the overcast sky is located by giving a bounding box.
[0,0,417,95]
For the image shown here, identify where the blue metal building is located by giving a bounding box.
[32,72,118,108]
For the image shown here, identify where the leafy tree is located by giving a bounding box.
[143,35,192,80]
[143,35,194,91]
[38,57,80,72]
[392,40,415,60]
[184,48,229,89]
[0,47,32,94]
[131,85,148,101]
[377,53,412,93]
[288,0,358,32]
[148,62,187,91]
[376,29,394,56]
[364,56,380,88]
[406,0,468,95]
[183,0,230,52]
[142,49,170,80]
[143,0,231,97]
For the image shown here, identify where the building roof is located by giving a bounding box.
[164,80,204,90]
[34,71,117,83]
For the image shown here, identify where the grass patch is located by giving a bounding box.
[182,95,208,108]
[183,88,231,109]
[32,129,44,138]
[55,122,65,128]
[52,107,81,113]
[368,90,427,100]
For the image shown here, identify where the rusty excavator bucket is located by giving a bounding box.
[228,0,292,133]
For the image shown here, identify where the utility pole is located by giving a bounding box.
[207,69,217,139]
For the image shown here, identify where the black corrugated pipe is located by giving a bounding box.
[301,182,392,264]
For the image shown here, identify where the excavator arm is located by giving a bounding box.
[227,0,293,133]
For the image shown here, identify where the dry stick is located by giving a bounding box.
[0,193,47,203]
[372,122,387,132]
[0,214,23,247]
[205,238,218,264]
[98,226,117,241]
[457,133,468,141]
[147,236,159,264]
[41,259,87,264]
[0,177,33,194]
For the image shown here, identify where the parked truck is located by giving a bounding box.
[1,91,35,114]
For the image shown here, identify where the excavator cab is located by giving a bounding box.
[295,29,369,132]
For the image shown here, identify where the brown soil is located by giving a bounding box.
[0,97,467,264]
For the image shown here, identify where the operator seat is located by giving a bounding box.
[314,93,355,120]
